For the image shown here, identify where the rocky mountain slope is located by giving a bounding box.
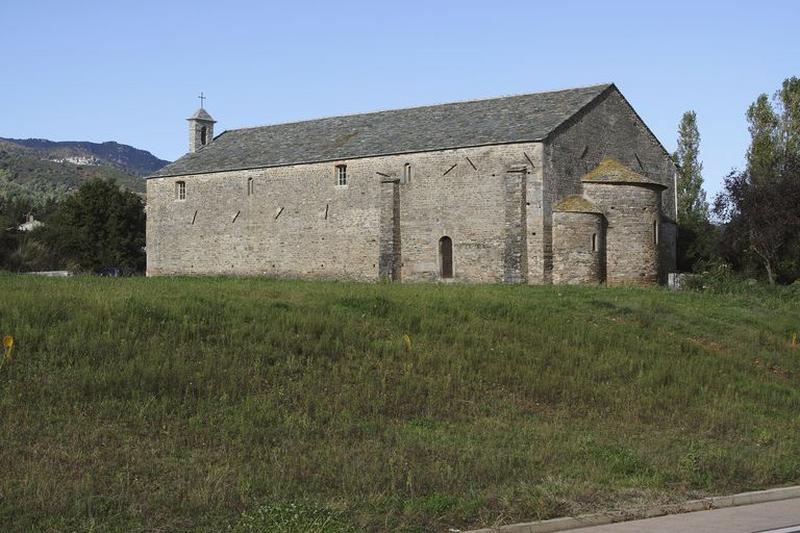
[0,138,169,206]
[0,137,169,177]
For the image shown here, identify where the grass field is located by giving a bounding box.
[0,275,799,532]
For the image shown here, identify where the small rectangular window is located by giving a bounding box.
[176,181,186,200]
[247,177,254,196]
[336,165,347,186]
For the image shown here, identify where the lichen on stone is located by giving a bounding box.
[553,195,602,213]
[582,157,663,187]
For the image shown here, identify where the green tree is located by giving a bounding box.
[0,197,44,271]
[714,160,800,284]
[673,111,714,271]
[0,206,18,269]
[715,75,800,284]
[778,76,800,162]
[674,110,708,223]
[40,178,145,272]
[746,94,781,182]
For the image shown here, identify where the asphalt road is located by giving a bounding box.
[571,498,800,532]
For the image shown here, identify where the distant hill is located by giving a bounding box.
[0,138,170,207]
[0,137,169,177]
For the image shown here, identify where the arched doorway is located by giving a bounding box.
[439,236,453,279]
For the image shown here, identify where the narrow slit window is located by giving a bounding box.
[591,233,597,252]
[176,180,186,200]
[654,220,659,245]
[403,163,412,184]
[247,177,254,196]
[336,164,347,186]
[439,236,453,279]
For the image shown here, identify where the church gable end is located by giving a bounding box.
[543,85,677,219]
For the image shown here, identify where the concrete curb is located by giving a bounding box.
[464,485,800,533]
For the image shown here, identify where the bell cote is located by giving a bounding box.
[187,95,216,153]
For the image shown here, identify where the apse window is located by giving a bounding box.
[591,233,597,252]
[653,220,659,245]
[336,164,347,186]
[176,181,186,200]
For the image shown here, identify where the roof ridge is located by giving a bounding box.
[151,83,617,178]
[222,83,613,134]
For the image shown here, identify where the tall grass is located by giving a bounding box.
[0,275,798,531]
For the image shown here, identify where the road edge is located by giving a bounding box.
[464,485,800,533]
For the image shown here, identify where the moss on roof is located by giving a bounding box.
[553,195,602,213]
[582,157,665,188]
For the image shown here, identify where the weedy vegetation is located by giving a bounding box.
[0,275,798,531]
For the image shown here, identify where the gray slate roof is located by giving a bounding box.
[153,83,613,178]
[188,108,215,122]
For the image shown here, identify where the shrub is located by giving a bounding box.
[231,503,356,533]
[682,259,736,293]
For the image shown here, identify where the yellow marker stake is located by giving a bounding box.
[3,335,12,361]
[792,332,798,348]
[402,334,412,353]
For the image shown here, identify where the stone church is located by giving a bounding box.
[146,83,677,285]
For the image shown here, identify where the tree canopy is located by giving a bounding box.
[714,77,800,284]
[674,110,708,224]
[38,179,145,272]
[673,111,715,272]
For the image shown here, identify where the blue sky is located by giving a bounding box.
[1,0,797,197]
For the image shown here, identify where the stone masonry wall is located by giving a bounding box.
[146,160,380,280]
[378,179,401,281]
[396,143,540,283]
[189,120,214,153]
[146,143,543,282]
[583,182,663,285]
[659,221,678,280]
[552,211,605,284]
[542,87,677,282]
[503,167,528,283]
